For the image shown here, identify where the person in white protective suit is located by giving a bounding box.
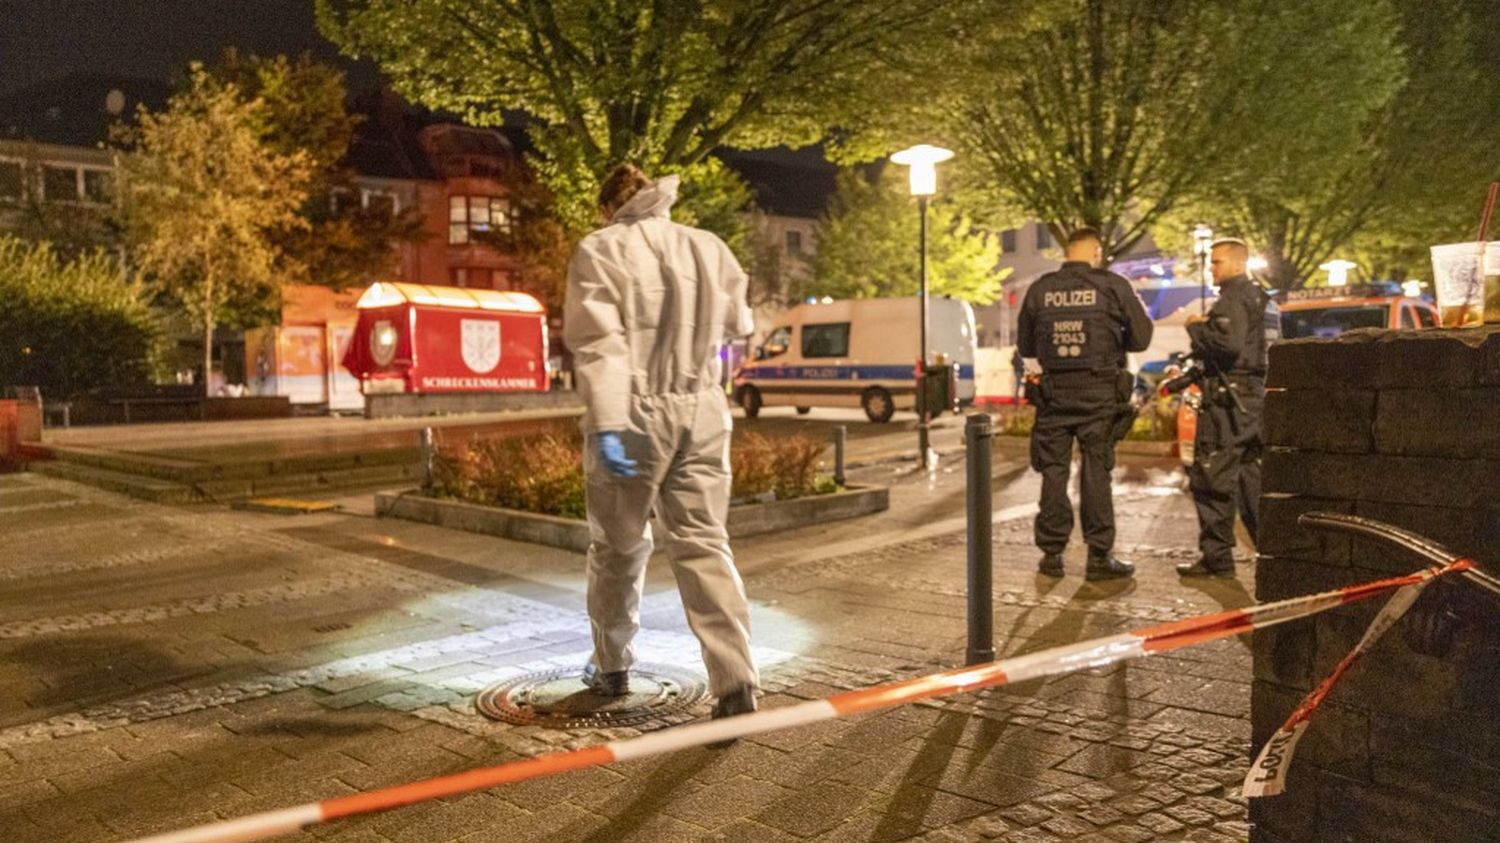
[563,163,759,730]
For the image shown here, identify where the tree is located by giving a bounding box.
[116,65,312,394]
[809,169,1004,305]
[1185,0,1500,287]
[316,0,968,230]
[0,236,164,396]
[211,52,426,296]
[955,0,1405,262]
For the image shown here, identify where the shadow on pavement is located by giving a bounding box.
[562,749,716,843]
[1,634,212,723]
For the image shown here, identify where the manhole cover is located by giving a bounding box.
[476,663,709,728]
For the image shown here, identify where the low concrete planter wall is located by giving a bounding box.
[376,492,592,552]
[365,391,584,420]
[375,484,889,552]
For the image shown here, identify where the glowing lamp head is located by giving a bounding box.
[1191,223,1215,255]
[891,144,954,197]
[1320,259,1358,287]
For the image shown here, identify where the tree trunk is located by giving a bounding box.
[202,317,214,398]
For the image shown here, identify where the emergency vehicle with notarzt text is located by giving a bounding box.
[734,296,976,423]
[1277,284,1438,338]
[341,282,549,395]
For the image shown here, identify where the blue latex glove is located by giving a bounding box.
[597,431,639,478]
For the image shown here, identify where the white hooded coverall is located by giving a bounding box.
[563,176,759,697]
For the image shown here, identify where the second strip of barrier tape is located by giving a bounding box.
[128,559,1475,843]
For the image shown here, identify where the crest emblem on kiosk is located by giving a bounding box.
[461,319,501,373]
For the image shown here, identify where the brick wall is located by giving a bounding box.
[1253,326,1500,842]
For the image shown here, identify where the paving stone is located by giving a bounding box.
[753,780,871,837]
[1076,805,1126,826]
[998,803,1055,826]
[1098,825,1157,842]
[1136,781,1187,805]
[1107,794,1160,816]
[660,775,788,829]
[1040,814,1096,837]
[999,828,1061,843]
[1135,812,1187,834]
[968,814,1012,838]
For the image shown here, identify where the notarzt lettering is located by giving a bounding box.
[1042,289,1097,308]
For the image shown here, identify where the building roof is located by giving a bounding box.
[356,281,544,313]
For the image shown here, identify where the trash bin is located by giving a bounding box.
[919,362,960,416]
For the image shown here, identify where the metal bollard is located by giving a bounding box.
[965,412,995,666]
[834,425,847,488]
[419,427,435,491]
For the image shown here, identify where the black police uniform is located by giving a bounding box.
[1182,273,1280,575]
[1017,261,1153,575]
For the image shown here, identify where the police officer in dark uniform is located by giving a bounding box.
[1017,227,1153,580]
[1178,237,1280,577]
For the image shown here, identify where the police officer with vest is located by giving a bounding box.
[1178,237,1280,577]
[1017,227,1153,580]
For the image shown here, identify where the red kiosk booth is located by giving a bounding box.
[342,282,549,395]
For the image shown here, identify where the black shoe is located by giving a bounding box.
[581,663,630,697]
[1177,559,1235,578]
[707,685,757,749]
[1085,552,1135,581]
[1037,553,1065,578]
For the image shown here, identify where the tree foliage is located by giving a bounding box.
[808,169,1004,305]
[1185,0,1500,287]
[0,236,165,396]
[316,0,964,229]
[116,65,312,393]
[210,51,426,293]
[956,0,1405,263]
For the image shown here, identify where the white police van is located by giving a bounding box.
[733,297,977,422]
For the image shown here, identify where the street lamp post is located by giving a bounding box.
[1192,223,1214,314]
[891,143,954,468]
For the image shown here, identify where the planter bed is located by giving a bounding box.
[375,484,889,553]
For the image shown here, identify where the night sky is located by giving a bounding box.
[0,0,378,99]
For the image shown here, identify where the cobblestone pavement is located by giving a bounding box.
[0,440,1258,843]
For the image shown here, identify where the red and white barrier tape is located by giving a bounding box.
[1243,577,1433,797]
[127,560,1475,843]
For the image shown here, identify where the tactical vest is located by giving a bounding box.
[1033,269,1124,374]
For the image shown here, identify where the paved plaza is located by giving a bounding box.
[0,423,1257,842]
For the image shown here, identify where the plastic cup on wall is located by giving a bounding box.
[1430,242,1488,327]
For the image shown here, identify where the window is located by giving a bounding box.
[1280,305,1389,339]
[81,169,111,204]
[1415,304,1437,328]
[449,194,512,244]
[760,326,792,359]
[1035,223,1053,251]
[1000,228,1017,253]
[331,188,360,216]
[43,165,78,201]
[0,160,21,201]
[1399,306,1417,330]
[801,322,850,358]
[786,229,803,256]
[364,189,397,218]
